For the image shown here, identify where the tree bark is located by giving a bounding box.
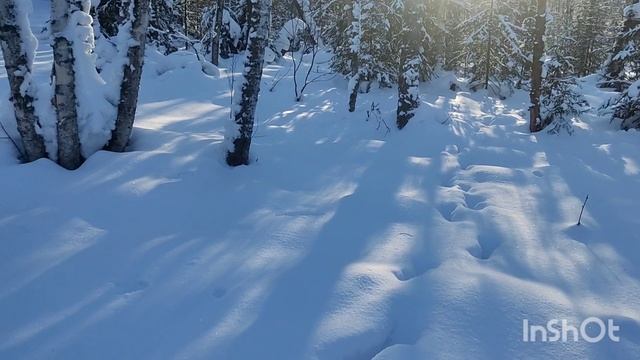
[241,0,253,50]
[211,0,224,65]
[226,0,272,166]
[347,1,360,112]
[348,68,360,112]
[529,0,546,132]
[396,0,421,130]
[0,0,47,161]
[107,0,151,152]
[52,0,83,169]
[290,0,318,45]
[484,0,494,90]
[396,52,420,129]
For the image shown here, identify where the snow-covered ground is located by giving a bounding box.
[1,3,640,359]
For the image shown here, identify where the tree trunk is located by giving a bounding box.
[529,0,547,132]
[291,0,318,45]
[107,0,151,152]
[211,0,224,65]
[348,68,360,112]
[226,0,272,166]
[484,0,494,90]
[52,0,83,169]
[347,1,360,112]
[241,0,253,50]
[397,52,420,130]
[396,0,421,129]
[0,0,47,161]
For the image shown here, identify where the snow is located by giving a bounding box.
[624,3,640,20]
[1,3,640,360]
[14,0,38,68]
[629,79,640,98]
[271,18,307,57]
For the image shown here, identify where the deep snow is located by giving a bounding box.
[1,3,640,360]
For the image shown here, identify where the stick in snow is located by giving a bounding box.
[577,195,589,226]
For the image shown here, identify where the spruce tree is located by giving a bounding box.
[601,0,640,91]
[542,55,589,134]
[458,0,527,94]
[608,80,640,129]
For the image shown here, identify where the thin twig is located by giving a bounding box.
[0,120,24,159]
[577,194,589,226]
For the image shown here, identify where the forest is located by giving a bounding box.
[0,0,639,359]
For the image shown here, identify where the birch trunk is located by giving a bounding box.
[52,0,82,169]
[106,0,151,152]
[0,0,47,161]
[529,0,547,133]
[226,0,272,166]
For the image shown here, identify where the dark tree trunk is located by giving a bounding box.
[484,0,494,90]
[347,3,360,113]
[107,0,151,152]
[211,0,224,65]
[0,0,47,161]
[396,0,421,129]
[397,52,420,130]
[348,69,360,112]
[529,0,547,132]
[226,0,272,166]
[241,0,253,50]
[52,0,83,169]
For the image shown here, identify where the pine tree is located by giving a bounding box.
[0,0,47,161]
[226,0,272,166]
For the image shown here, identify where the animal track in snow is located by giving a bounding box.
[468,234,502,260]
[436,203,458,221]
[463,193,488,210]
